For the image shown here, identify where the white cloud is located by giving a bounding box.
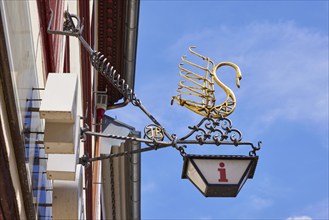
[249,195,273,210]
[286,216,312,220]
[141,180,157,194]
[286,198,328,220]
[303,198,329,220]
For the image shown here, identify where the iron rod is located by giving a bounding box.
[26,99,42,101]
[27,107,40,112]
[84,131,256,148]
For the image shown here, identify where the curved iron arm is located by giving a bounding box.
[48,10,261,166]
[79,131,261,167]
[79,115,262,166]
[48,10,173,141]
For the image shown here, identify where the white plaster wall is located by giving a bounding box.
[0,1,40,219]
[0,83,27,220]
[28,0,46,89]
[67,0,83,118]
[1,1,86,219]
[65,2,86,218]
[0,1,40,128]
[0,1,48,219]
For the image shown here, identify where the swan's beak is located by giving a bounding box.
[236,75,242,88]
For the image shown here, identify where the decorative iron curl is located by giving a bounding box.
[249,141,262,156]
[179,117,242,145]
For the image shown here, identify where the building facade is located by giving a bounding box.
[0,0,140,219]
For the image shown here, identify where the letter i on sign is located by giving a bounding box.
[218,162,228,182]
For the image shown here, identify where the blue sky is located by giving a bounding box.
[110,1,328,219]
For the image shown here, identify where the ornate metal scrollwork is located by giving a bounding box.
[179,117,242,145]
[47,10,261,165]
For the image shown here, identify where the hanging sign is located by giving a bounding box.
[182,155,258,197]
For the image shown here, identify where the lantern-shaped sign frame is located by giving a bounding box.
[182,154,258,197]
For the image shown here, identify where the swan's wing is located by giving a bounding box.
[173,46,216,109]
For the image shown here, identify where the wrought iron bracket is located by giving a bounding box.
[78,116,261,165]
[47,10,261,166]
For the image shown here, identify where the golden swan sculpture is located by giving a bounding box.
[171,46,242,118]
